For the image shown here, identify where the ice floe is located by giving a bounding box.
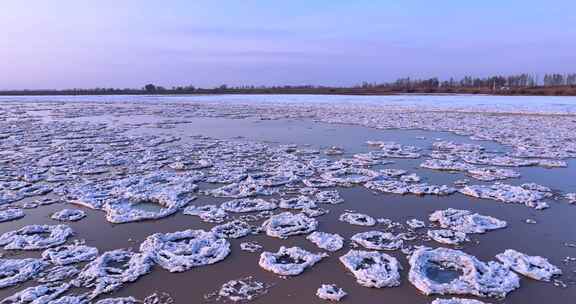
[0,258,48,288]
[0,225,73,250]
[408,247,520,297]
[427,229,469,245]
[351,231,403,250]
[460,183,551,209]
[210,220,253,239]
[220,198,277,213]
[339,212,376,226]
[429,209,507,234]
[140,229,230,272]
[339,250,402,288]
[51,209,86,221]
[306,232,344,252]
[262,212,318,238]
[240,241,263,253]
[431,298,487,304]
[0,208,24,223]
[495,249,562,281]
[182,204,228,223]
[212,276,271,302]
[321,168,379,185]
[1,282,70,303]
[42,243,99,265]
[316,284,347,301]
[259,246,327,276]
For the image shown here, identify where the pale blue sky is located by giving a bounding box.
[1,0,575,89]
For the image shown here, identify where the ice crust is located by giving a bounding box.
[140,229,231,272]
[339,250,402,288]
[259,246,327,276]
[408,247,520,298]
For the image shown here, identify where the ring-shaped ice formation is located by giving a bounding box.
[306,232,344,252]
[74,249,153,298]
[259,246,327,276]
[339,250,402,288]
[262,212,318,239]
[210,220,253,239]
[215,276,271,302]
[408,247,520,298]
[427,229,469,245]
[351,231,403,250]
[220,198,277,213]
[42,244,99,265]
[139,229,231,272]
[495,249,562,281]
[0,258,48,288]
[0,225,73,250]
[339,212,376,226]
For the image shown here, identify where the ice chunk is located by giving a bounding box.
[495,249,562,281]
[259,246,327,276]
[210,220,253,239]
[339,212,376,226]
[262,212,318,238]
[408,247,520,298]
[315,190,344,204]
[279,196,317,210]
[74,249,153,298]
[0,225,73,250]
[429,209,506,234]
[306,232,344,252]
[351,231,403,250]
[220,198,277,213]
[36,265,80,283]
[215,276,271,302]
[316,284,347,301]
[467,167,520,181]
[431,298,487,304]
[321,168,379,184]
[182,204,228,223]
[460,183,550,208]
[240,241,263,253]
[0,208,24,223]
[140,229,230,272]
[1,282,70,303]
[42,243,99,265]
[339,250,402,288]
[427,229,469,245]
[95,297,139,304]
[406,219,426,229]
[0,258,48,288]
[51,209,86,222]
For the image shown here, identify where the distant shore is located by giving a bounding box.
[1,86,576,97]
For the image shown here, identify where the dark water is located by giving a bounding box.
[1,116,575,303]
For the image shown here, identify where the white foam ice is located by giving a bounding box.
[140,229,230,272]
[0,225,73,250]
[182,204,228,223]
[316,284,347,301]
[220,198,277,213]
[351,231,403,250]
[339,250,402,288]
[42,243,99,265]
[0,258,48,288]
[51,209,86,222]
[261,212,318,239]
[259,246,327,276]
[339,212,376,226]
[1,282,70,304]
[306,232,344,252]
[495,249,562,281]
[210,220,253,239]
[429,209,507,234]
[427,229,469,245]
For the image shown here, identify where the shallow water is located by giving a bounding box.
[0,99,575,303]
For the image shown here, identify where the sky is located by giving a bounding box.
[1,0,575,89]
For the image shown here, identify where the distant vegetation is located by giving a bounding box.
[2,73,576,96]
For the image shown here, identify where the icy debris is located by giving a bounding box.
[431,298,487,304]
[321,168,379,185]
[325,146,344,155]
[36,265,79,283]
[302,207,329,217]
[400,173,421,183]
[421,160,476,172]
[206,178,275,198]
[427,229,469,245]
[339,212,376,226]
[0,258,48,288]
[429,209,507,234]
[240,241,263,253]
[351,231,403,251]
[365,180,456,196]
[537,159,567,168]
[279,196,317,210]
[42,243,99,265]
[460,183,551,208]
[142,292,174,304]
[0,225,73,250]
[262,212,318,239]
[0,209,24,223]
[433,141,484,153]
[302,178,336,188]
[406,219,426,229]
[495,249,562,281]
[315,190,344,204]
[74,249,152,298]
[215,277,271,302]
[521,182,552,193]
[408,247,520,298]
[566,193,576,204]
[95,297,139,304]
[220,198,277,213]
[1,282,70,303]
[307,232,344,252]
[140,229,230,272]
[467,167,520,181]
[182,204,228,223]
[339,250,402,288]
[259,246,327,276]
[210,220,253,239]
[51,209,86,222]
[366,141,421,158]
[316,284,347,301]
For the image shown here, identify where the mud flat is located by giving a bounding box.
[0,95,575,303]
